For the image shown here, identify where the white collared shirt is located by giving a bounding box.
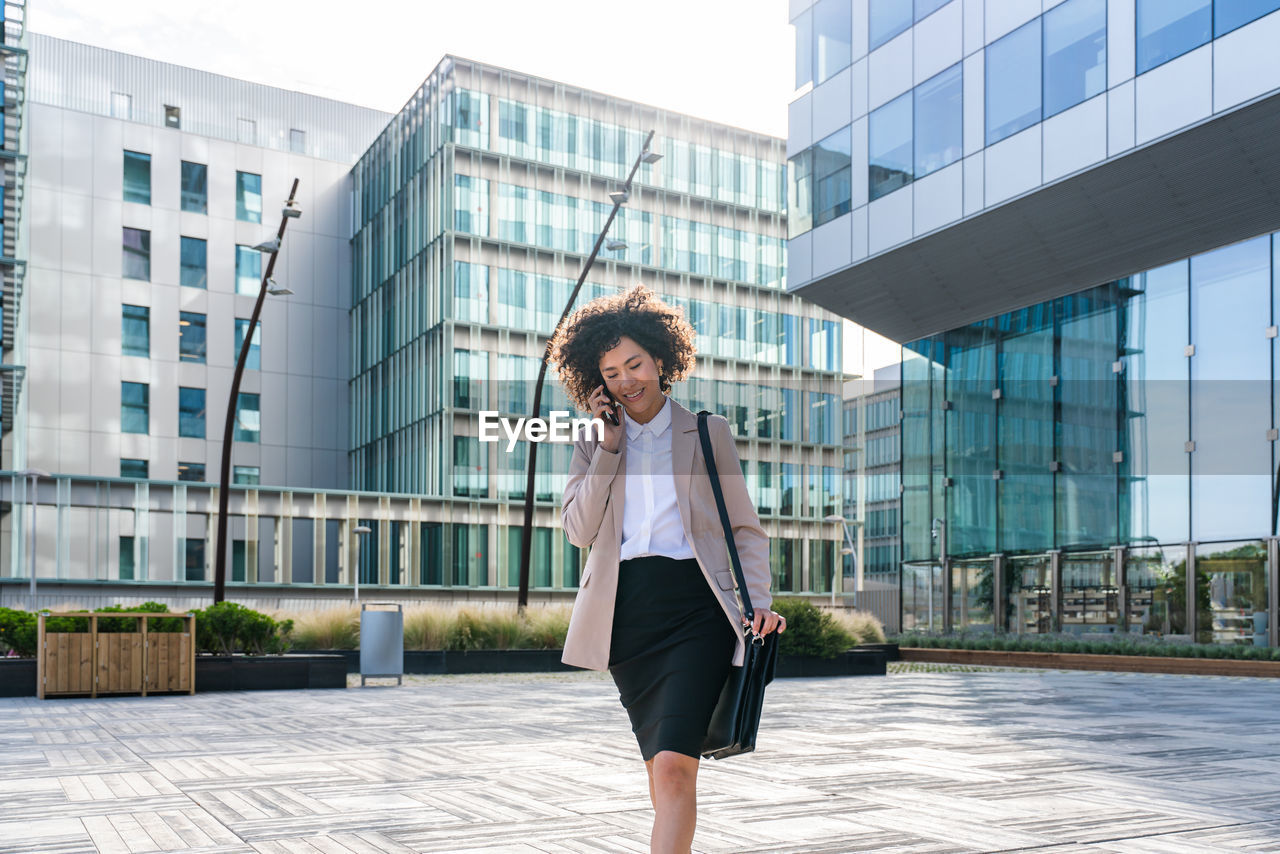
[619,397,696,561]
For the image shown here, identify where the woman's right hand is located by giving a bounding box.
[588,384,623,453]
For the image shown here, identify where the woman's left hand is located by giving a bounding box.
[745,608,786,637]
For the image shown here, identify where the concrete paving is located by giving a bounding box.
[1,666,1278,853]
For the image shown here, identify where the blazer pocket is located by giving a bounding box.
[579,568,593,589]
[714,570,736,591]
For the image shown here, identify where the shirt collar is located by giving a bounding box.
[624,395,672,441]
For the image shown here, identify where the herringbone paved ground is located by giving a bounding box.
[1,666,1278,853]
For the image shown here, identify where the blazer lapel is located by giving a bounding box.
[669,399,698,536]
[609,426,627,539]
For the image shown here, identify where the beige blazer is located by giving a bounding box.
[560,397,772,672]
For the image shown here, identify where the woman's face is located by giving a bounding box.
[598,335,665,423]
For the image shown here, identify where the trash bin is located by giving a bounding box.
[359,603,404,686]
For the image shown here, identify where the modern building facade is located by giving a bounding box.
[349,56,845,598]
[1,42,848,609]
[788,0,1280,645]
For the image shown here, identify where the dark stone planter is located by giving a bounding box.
[443,649,575,674]
[854,643,900,661]
[775,649,888,677]
[0,658,36,697]
[194,654,347,692]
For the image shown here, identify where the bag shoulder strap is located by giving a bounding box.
[697,411,755,623]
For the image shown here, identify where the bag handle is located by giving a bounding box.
[697,411,756,625]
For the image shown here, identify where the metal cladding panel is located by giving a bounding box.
[794,90,1280,343]
[28,34,392,164]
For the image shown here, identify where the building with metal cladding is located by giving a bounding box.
[0,41,847,609]
[787,0,1280,645]
[349,56,844,598]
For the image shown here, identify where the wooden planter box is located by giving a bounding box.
[37,612,196,699]
[901,647,1280,678]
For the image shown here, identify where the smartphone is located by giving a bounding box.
[602,392,620,426]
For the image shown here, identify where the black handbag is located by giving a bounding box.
[697,411,779,761]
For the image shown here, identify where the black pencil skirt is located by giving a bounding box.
[608,555,738,761]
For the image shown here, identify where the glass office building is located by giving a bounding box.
[350,57,846,596]
[787,1,1280,644]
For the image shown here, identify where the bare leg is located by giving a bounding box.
[644,757,657,810]
[649,750,699,854]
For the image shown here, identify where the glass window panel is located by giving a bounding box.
[179,386,206,438]
[1215,0,1280,36]
[814,0,852,84]
[180,236,207,289]
[453,260,490,323]
[1136,0,1211,74]
[235,171,262,223]
[235,392,260,443]
[122,227,150,280]
[181,161,207,213]
[122,150,150,205]
[122,304,149,357]
[120,459,148,479]
[179,311,206,363]
[870,0,913,49]
[453,436,488,497]
[454,174,490,235]
[986,19,1042,145]
[914,63,962,178]
[813,126,852,226]
[1043,0,1107,119]
[233,465,260,485]
[915,0,951,20]
[794,8,814,88]
[178,462,205,482]
[236,244,262,295]
[1126,544,1188,636]
[1196,540,1268,645]
[122,381,149,434]
[786,149,814,237]
[998,307,1055,553]
[185,539,206,581]
[869,92,913,201]
[235,319,261,371]
[945,325,998,556]
[1124,262,1190,545]
[289,128,306,153]
[1189,237,1271,541]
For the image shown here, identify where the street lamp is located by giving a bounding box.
[212,178,302,604]
[352,525,372,602]
[824,514,857,608]
[516,130,659,612]
[19,468,49,606]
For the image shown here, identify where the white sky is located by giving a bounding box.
[31,0,902,374]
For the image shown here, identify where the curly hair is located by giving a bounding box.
[549,285,697,411]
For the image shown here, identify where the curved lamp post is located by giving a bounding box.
[517,131,658,611]
[212,179,301,603]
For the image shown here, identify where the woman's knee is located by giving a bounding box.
[650,750,698,793]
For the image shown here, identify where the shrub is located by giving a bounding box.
[829,610,887,645]
[771,598,856,659]
[0,607,37,657]
[191,602,292,655]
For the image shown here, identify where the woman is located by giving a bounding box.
[550,286,785,854]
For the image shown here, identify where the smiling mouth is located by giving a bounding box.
[622,389,644,402]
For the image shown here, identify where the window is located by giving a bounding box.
[986,19,1042,145]
[453,436,487,497]
[233,465,260,485]
[870,0,913,50]
[289,128,306,153]
[813,0,852,84]
[914,63,963,178]
[453,260,489,323]
[119,536,136,580]
[122,227,151,280]
[869,92,913,200]
[234,393,260,443]
[453,174,489,235]
[453,348,487,409]
[120,458,148,479]
[181,161,207,213]
[122,304,149,357]
[164,105,181,129]
[180,236,207,288]
[179,387,206,438]
[122,382,149,434]
[1136,0,1210,74]
[179,311,206,363]
[812,127,852,227]
[236,171,262,223]
[178,462,206,482]
[235,319,261,370]
[794,7,813,89]
[787,149,814,237]
[123,151,151,204]
[110,92,131,119]
[236,245,262,294]
[915,0,951,20]
[237,117,256,144]
[1043,0,1107,119]
[185,539,206,581]
[1215,0,1280,36]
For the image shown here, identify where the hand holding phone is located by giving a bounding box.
[591,384,621,427]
